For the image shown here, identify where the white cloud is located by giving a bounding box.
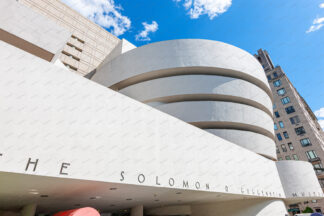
[306,17,324,33]
[318,119,324,131]
[174,0,232,19]
[135,21,159,41]
[320,3,324,8]
[315,108,324,130]
[61,0,131,36]
[315,107,324,118]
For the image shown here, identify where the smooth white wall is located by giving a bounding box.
[191,199,288,216]
[0,41,285,198]
[92,39,275,158]
[206,129,276,158]
[92,39,270,91]
[0,0,70,55]
[155,101,273,133]
[119,75,272,113]
[277,161,323,200]
[0,41,322,208]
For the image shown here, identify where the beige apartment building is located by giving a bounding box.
[255,49,324,214]
[19,0,120,76]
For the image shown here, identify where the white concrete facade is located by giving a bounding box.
[0,4,323,215]
[92,39,276,159]
[0,0,70,58]
[0,38,323,215]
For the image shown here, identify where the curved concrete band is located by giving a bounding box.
[277,160,324,203]
[206,129,276,158]
[119,75,273,116]
[155,101,274,138]
[93,39,276,159]
[93,39,271,97]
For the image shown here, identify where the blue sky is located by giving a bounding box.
[63,0,324,128]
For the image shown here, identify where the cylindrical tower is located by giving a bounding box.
[92,39,276,159]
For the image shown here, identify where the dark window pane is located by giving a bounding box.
[295,126,306,135]
[274,111,280,118]
[289,116,300,124]
[285,106,295,114]
[277,133,283,141]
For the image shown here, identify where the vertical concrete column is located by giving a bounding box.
[131,205,143,216]
[20,204,37,216]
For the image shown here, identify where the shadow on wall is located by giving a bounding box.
[191,199,288,216]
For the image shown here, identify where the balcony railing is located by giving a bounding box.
[309,157,321,163]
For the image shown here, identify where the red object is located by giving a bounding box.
[53,207,100,216]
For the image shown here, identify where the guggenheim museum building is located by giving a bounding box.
[0,1,323,216]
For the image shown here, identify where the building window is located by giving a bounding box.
[274,123,278,130]
[63,62,78,71]
[62,51,80,61]
[306,150,318,160]
[274,111,280,118]
[285,106,295,114]
[277,88,286,96]
[289,116,300,124]
[288,142,294,150]
[285,155,291,160]
[281,96,291,105]
[276,146,280,154]
[71,35,85,44]
[278,157,283,161]
[292,154,299,160]
[283,131,289,139]
[319,179,324,188]
[279,121,284,128]
[295,126,306,135]
[273,72,278,78]
[273,80,281,87]
[67,42,83,52]
[300,138,311,147]
[273,103,276,109]
[314,163,323,173]
[281,144,287,152]
[267,75,271,81]
[277,133,283,141]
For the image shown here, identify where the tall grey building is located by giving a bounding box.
[255,49,324,214]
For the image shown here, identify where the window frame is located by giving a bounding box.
[281,96,291,105]
[285,106,296,114]
[281,144,287,152]
[273,80,282,87]
[283,131,289,139]
[279,121,284,128]
[289,115,300,124]
[306,150,317,160]
[295,126,306,135]
[274,111,280,118]
[277,133,283,141]
[292,154,299,160]
[300,138,311,147]
[287,142,293,150]
[277,88,286,96]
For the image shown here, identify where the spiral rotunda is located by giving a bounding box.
[92,39,276,159]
